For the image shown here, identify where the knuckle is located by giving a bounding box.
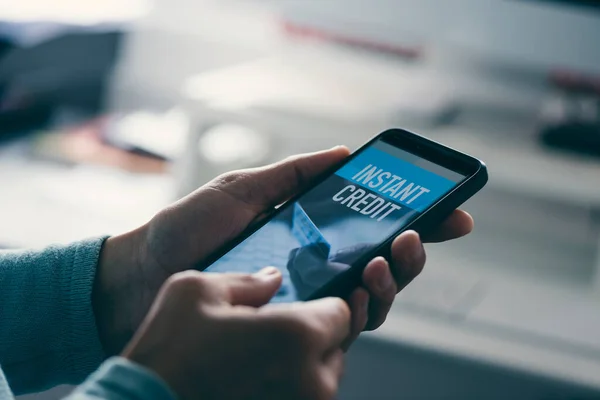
[272,154,309,190]
[288,158,309,189]
[212,169,265,207]
[305,298,351,338]
[332,297,351,315]
[213,170,247,187]
[237,273,259,285]
[327,297,352,323]
[381,286,397,304]
[164,271,205,297]
[266,316,313,349]
[397,244,426,280]
[221,273,258,299]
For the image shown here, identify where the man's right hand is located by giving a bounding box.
[122,267,352,400]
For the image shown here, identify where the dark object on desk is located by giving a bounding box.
[0,104,53,143]
[0,29,123,137]
[540,122,600,158]
[528,0,600,12]
[540,71,600,159]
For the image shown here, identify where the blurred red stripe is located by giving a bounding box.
[281,19,422,59]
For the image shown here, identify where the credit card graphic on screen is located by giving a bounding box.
[291,203,331,255]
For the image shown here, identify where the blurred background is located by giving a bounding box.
[2,0,599,398]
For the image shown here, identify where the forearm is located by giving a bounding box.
[64,357,176,400]
[0,238,107,394]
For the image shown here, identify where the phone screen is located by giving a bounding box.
[204,138,466,302]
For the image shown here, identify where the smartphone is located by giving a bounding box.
[200,128,488,303]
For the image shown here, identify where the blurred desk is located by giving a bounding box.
[0,139,173,248]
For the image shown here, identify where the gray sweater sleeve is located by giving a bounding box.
[0,238,108,394]
[0,239,177,400]
[64,357,176,400]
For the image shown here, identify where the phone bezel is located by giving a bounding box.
[198,128,487,300]
[378,129,482,178]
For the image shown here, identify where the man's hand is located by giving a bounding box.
[94,146,473,354]
[350,212,473,341]
[123,268,351,400]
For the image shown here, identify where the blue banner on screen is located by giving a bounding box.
[335,147,456,212]
[203,138,464,303]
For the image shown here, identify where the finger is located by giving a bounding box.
[421,209,474,243]
[390,231,426,292]
[201,267,283,306]
[362,257,396,331]
[342,288,370,351]
[213,146,350,212]
[295,297,351,350]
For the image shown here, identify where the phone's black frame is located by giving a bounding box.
[199,128,488,301]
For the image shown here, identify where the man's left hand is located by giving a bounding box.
[94,146,473,354]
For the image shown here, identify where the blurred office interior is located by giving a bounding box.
[1,0,600,398]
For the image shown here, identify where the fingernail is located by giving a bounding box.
[255,266,279,277]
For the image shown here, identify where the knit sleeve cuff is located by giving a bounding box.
[66,357,177,400]
[61,236,110,383]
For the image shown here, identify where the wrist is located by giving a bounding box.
[93,224,149,355]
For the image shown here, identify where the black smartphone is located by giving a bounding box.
[200,128,488,303]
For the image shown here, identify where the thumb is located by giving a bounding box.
[203,267,283,307]
[213,146,350,212]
